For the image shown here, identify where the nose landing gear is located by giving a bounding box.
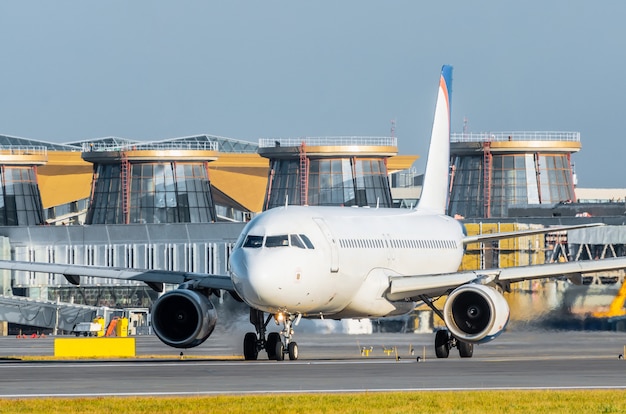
[273,312,299,361]
[243,308,300,361]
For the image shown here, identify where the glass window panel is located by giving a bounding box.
[354,160,365,189]
[166,191,177,208]
[15,190,25,210]
[175,163,185,178]
[181,164,192,176]
[177,177,187,192]
[187,191,198,207]
[143,194,155,207]
[320,160,331,173]
[492,157,502,169]
[188,207,200,222]
[244,235,264,248]
[265,235,289,247]
[309,160,319,173]
[290,234,306,249]
[503,156,514,169]
[200,207,210,222]
[299,234,315,249]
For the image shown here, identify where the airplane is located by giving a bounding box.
[2,65,626,361]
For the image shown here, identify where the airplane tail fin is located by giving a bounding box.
[415,65,452,214]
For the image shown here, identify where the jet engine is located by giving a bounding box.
[151,288,217,348]
[443,283,509,344]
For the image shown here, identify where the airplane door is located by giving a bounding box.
[313,217,339,273]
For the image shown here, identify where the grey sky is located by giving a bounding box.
[1,2,624,187]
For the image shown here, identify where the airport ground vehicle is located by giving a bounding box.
[73,322,102,337]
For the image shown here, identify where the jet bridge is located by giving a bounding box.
[0,294,103,334]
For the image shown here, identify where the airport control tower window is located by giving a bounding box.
[0,166,45,225]
[448,153,575,218]
[89,164,123,224]
[86,161,216,224]
[447,155,483,218]
[264,157,391,209]
[537,154,574,204]
[490,155,530,217]
[353,159,392,208]
[265,159,301,207]
[490,154,574,217]
[311,159,354,206]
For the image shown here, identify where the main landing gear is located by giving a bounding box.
[434,329,474,358]
[243,308,299,361]
[417,295,474,359]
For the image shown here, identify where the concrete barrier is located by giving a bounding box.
[54,337,136,358]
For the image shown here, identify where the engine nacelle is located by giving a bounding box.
[443,283,509,344]
[151,288,217,349]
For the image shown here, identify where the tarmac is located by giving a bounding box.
[1,329,626,397]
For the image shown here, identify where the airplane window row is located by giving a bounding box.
[242,234,315,249]
[339,238,458,250]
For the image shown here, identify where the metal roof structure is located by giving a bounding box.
[451,131,581,143]
[0,134,80,152]
[71,134,258,154]
[161,134,258,153]
[1,133,260,154]
[65,136,139,149]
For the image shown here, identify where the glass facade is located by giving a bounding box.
[448,156,484,218]
[0,166,45,225]
[448,154,575,218]
[264,157,392,210]
[87,162,216,224]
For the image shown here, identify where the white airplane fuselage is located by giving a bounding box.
[230,205,466,319]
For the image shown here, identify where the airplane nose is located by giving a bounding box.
[230,249,272,308]
[230,249,249,293]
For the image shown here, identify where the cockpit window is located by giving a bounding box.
[243,235,264,248]
[242,234,314,249]
[290,234,306,249]
[265,235,289,248]
[299,234,315,249]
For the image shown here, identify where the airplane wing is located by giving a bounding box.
[462,222,604,244]
[387,256,626,301]
[0,260,235,292]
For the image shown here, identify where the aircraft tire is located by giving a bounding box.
[243,332,258,361]
[266,332,280,360]
[458,341,474,358]
[435,329,450,359]
[275,342,285,361]
[288,342,298,360]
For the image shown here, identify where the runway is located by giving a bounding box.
[1,330,626,397]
